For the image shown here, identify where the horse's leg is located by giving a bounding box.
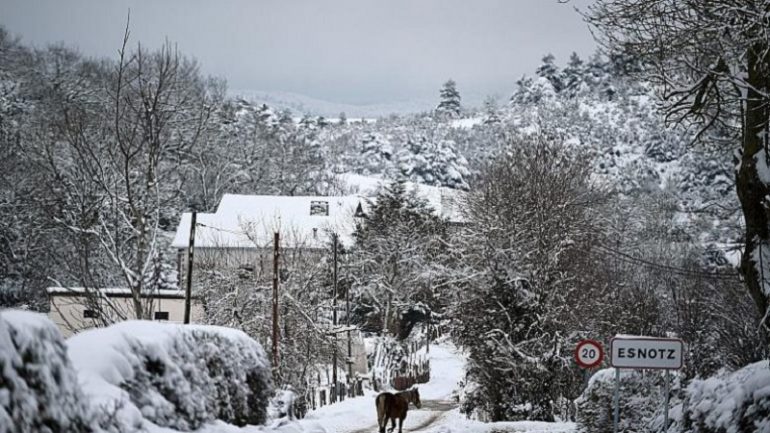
[376,398,385,433]
[389,417,396,433]
[398,416,405,433]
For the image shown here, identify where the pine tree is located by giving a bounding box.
[561,52,585,96]
[359,132,393,176]
[482,96,501,124]
[397,135,470,190]
[436,79,461,118]
[535,53,563,93]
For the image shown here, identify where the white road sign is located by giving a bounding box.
[610,336,683,370]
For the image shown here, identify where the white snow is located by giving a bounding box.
[172,195,364,249]
[449,117,484,130]
[172,175,467,251]
[67,320,272,431]
[46,286,185,297]
[268,343,574,433]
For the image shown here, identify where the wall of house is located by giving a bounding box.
[48,294,204,338]
[178,247,326,289]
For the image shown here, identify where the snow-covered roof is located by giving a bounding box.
[340,173,467,223]
[172,195,364,249]
[46,287,186,298]
[171,175,466,251]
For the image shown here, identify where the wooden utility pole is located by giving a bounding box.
[272,232,280,369]
[332,233,338,400]
[183,211,196,324]
[345,234,353,380]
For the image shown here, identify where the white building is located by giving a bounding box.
[47,287,203,338]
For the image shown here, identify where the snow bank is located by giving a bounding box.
[0,310,92,433]
[684,360,770,433]
[67,320,273,431]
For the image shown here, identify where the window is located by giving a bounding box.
[83,309,98,319]
[154,311,169,321]
[354,202,366,218]
[310,200,329,216]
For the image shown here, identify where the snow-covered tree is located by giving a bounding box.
[535,53,563,93]
[588,0,770,330]
[351,181,448,338]
[452,136,603,421]
[482,96,501,125]
[397,135,470,190]
[435,79,461,118]
[359,132,394,176]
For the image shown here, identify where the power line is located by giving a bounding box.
[593,243,742,282]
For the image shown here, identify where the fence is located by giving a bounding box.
[292,337,434,418]
[292,377,365,418]
[371,340,431,392]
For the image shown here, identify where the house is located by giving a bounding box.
[170,177,466,282]
[46,287,204,338]
[171,194,367,280]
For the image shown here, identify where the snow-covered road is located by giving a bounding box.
[205,342,574,433]
[282,343,575,433]
[293,343,464,433]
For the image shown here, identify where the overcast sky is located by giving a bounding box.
[0,0,596,105]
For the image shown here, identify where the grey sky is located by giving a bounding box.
[0,0,596,106]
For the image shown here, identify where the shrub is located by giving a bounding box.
[576,368,676,433]
[68,321,273,430]
[0,310,92,433]
[682,361,770,433]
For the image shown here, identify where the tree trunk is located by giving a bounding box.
[737,44,770,327]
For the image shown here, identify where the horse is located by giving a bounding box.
[375,387,422,433]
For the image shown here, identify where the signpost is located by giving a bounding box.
[610,336,683,433]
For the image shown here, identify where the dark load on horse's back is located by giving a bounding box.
[375,388,421,433]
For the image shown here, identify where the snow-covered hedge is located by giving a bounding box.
[682,360,770,433]
[68,320,273,431]
[575,368,675,433]
[0,310,92,433]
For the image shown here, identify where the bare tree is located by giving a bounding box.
[585,0,770,328]
[36,22,219,321]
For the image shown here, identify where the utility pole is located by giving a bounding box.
[272,232,280,370]
[345,232,353,380]
[332,233,338,401]
[183,211,196,324]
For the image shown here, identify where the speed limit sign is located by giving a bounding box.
[575,339,604,368]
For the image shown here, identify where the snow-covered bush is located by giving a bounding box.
[576,368,675,433]
[68,320,273,430]
[0,310,92,433]
[681,361,770,433]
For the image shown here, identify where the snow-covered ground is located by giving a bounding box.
[265,343,575,433]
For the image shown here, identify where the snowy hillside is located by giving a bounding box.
[229,89,437,118]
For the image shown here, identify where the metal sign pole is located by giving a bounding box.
[613,368,620,433]
[663,370,671,431]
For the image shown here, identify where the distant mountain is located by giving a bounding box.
[227,89,433,118]
[228,89,489,118]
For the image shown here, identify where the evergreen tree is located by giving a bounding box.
[436,79,461,118]
[359,132,393,176]
[535,53,563,93]
[352,181,447,337]
[397,135,470,190]
[561,52,585,96]
[482,96,501,125]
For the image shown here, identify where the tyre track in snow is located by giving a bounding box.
[344,399,457,433]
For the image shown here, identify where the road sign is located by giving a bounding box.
[574,339,604,368]
[610,336,684,370]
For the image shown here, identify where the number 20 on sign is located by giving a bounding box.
[574,339,604,369]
